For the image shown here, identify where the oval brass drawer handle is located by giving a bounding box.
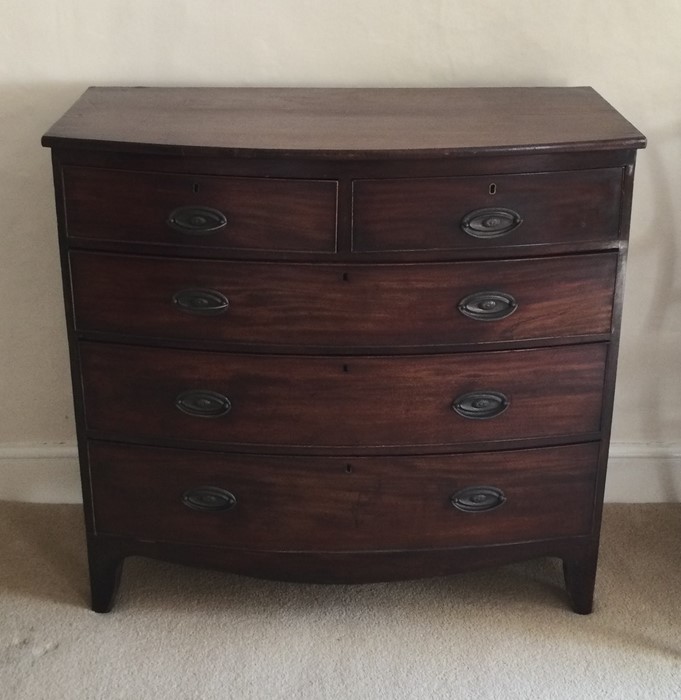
[450,486,506,512]
[175,390,232,418]
[458,291,517,321]
[173,288,230,316]
[182,486,237,512]
[452,390,509,419]
[167,206,228,234]
[460,207,522,238]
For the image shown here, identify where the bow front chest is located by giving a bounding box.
[42,87,645,613]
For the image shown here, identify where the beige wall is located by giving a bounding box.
[0,0,680,498]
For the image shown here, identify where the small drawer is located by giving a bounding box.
[62,167,338,253]
[352,168,622,252]
[89,441,598,550]
[79,343,607,450]
[70,252,617,349]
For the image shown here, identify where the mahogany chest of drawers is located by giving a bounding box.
[42,87,645,613]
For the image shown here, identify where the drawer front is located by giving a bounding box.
[70,252,617,349]
[89,441,599,550]
[62,167,338,253]
[80,343,607,449]
[353,169,622,252]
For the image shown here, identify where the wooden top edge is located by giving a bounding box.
[41,86,647,158]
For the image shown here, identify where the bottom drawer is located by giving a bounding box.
[89,442,599,551]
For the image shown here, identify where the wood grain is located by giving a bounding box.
[89,441,599,551]
[79,342,608,450]
[70,251,618,349]
[63,166,338,253]
[42,86,645,612]
[353,169,622,252]
[42,87,646,158]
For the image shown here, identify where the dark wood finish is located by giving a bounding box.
[49,158,98,534]
[66,233,625,264]
[90,441,598,550]
[55,145,639,180]
[563,546,600,615]
[70,251,617,350]
[86,533,124,613]
[42,87,645,613]
[89,532,599,612]
[353,169,622,252]
[62,167,338,253]
[42,87,645,158]
[79,342,607,450]
[90,531,594,587]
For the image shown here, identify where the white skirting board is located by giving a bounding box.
[605,444,681,503]
[0,444,82,504]
[0,442,679,504]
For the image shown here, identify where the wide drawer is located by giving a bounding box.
[62,167,338,253]
[352,169,622,252]
[89,441,599,550]
[79,343,607,450]
[70,252,617,349]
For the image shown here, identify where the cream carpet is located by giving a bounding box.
[1,502,679,699]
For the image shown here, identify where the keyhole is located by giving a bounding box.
[342,364,349,373]
[342,272,349,282]
[489,183,497,195]
[192,183,200,194]
[345,464,353,474]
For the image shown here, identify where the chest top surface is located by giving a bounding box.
[41,86,646,158]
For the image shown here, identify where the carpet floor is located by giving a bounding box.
[0,502,679,699]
